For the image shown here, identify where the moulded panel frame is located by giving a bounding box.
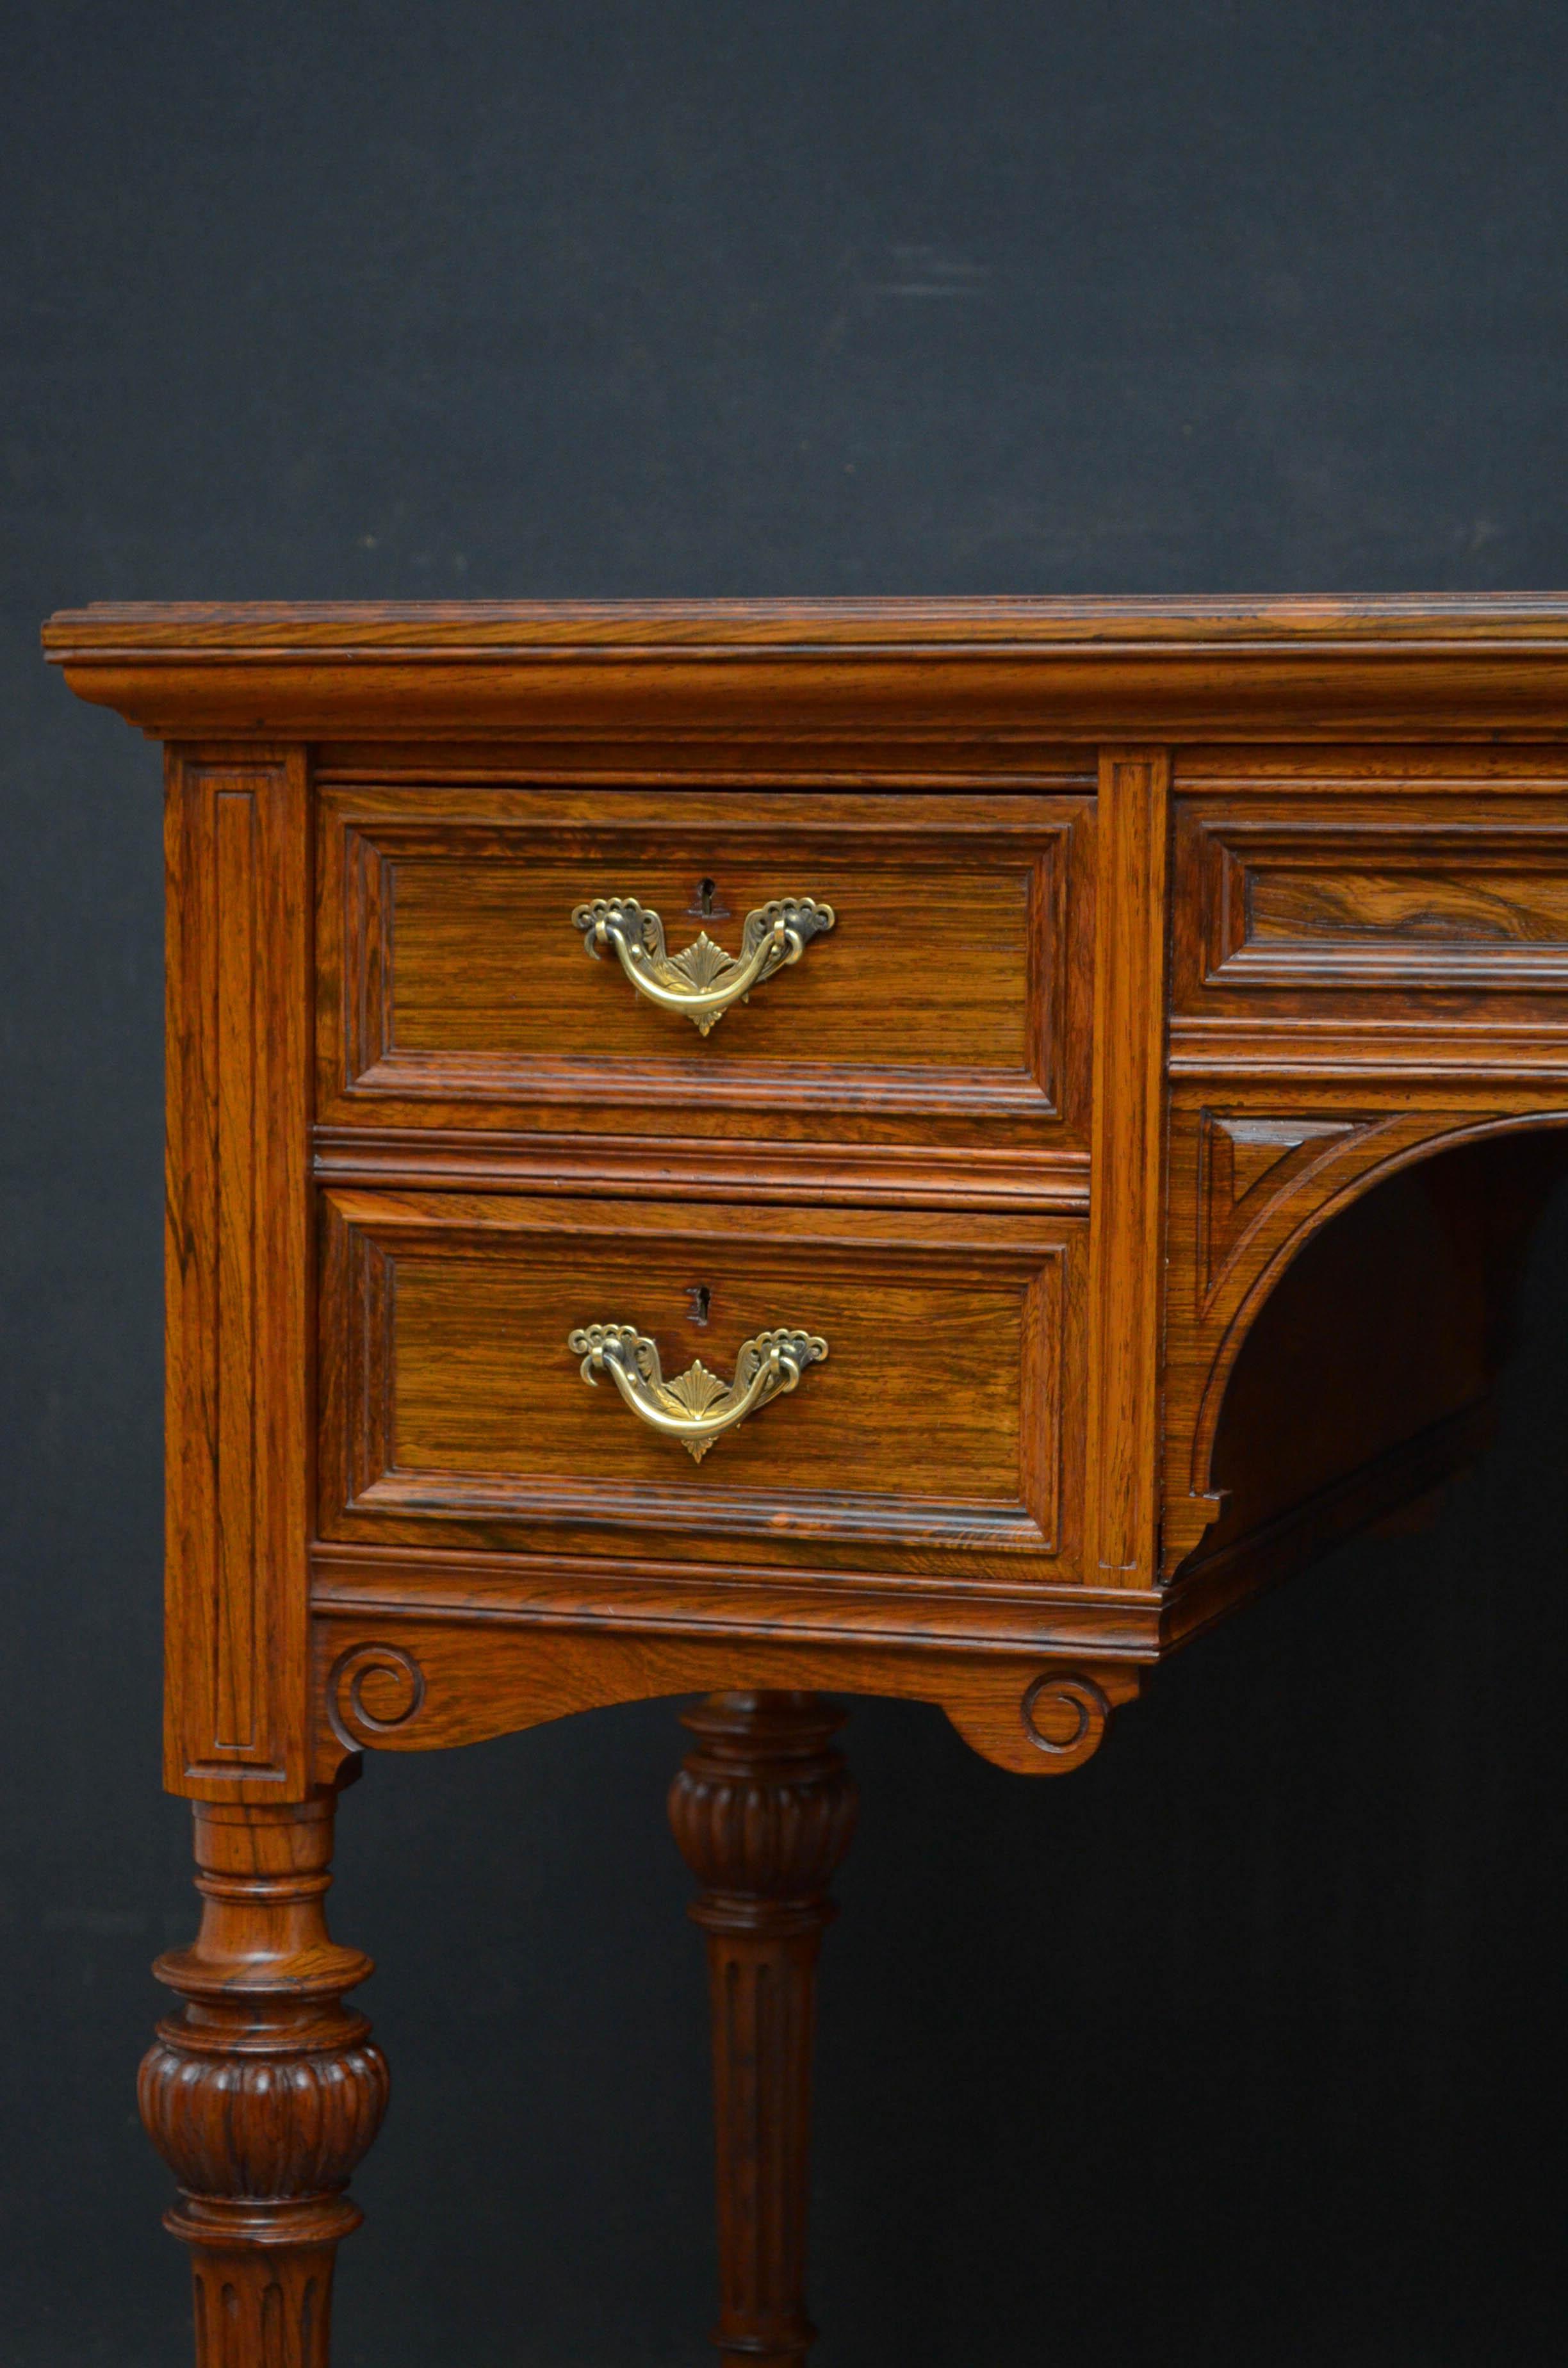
[316,1187,1087,1590]
[313,781,1096,1156]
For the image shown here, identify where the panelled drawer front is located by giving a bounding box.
[1175,794,1568,1022]
[320,1190,1084,1583]
[316,786,1092,1148]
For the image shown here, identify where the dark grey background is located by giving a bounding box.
[4,4,1567,2362]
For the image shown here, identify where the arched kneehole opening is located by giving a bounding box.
[1200,1127,1568,1591]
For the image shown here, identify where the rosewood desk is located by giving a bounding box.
[42,596,1568,2367]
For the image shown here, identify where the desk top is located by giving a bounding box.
[41,591,1568,640]
[44,593,1568,740]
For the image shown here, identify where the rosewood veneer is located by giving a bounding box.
[42,595,1568,2365]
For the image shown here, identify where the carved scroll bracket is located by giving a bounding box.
[310,1615,1150,1789]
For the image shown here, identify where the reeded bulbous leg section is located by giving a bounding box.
[139,1792,388,2368]
[669,1691,858,2368]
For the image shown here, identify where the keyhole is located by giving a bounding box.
[687,1285,712,1326]
[689,876,729,918]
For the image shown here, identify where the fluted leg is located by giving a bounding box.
[669,1692,857,2368]
[139,1789,388,2368]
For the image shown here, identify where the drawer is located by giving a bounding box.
[319,1190,1084,1583]
[1174,794,1568,1023]
[316,785,1092,1149]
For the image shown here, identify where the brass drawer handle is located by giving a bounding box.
[570,895,835,1035]
[568,1322,829,1462]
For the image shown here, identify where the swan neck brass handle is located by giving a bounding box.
[568,1322,829,1461]
[570,895,835,1034]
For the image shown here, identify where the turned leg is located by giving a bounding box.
[669,1692,857,2368]
[138,1789,388,2368]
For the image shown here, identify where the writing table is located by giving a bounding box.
[42,595,1568,2366]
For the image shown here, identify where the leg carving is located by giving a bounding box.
[669,1692,857,2368]
[139,1791,388,2368]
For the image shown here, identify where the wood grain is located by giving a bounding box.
[307,1542,1165,1657]
[318,1189,1082,1581]
[165,752,313,1798]
[1082,749,1170,1586]
[49,596,1568,2368]
[312,1609,1144,1783]
[51,621,1568,1786]
[43,595,1568,738]
[311,1126,1089,1213]
[669,1693,857,2368]
[1161,1093,1568,1580]
[316,785,1091,1149]
[140,1790,386,2368]
[1177,794,1568,1012]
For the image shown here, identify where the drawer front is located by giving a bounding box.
[1175,794,1568,1021]
[317,785,1091,1149]
[320,1190,1084,1583]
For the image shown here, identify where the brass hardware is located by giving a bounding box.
[568,1322,829,1462]
[569,894,835,1034]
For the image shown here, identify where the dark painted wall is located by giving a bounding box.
[4,5,1566,2361]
